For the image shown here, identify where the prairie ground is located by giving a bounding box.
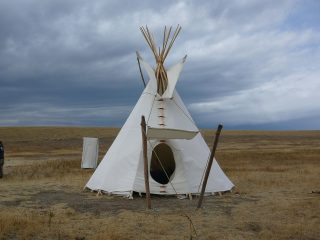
[0,127,319,239]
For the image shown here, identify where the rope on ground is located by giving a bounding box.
[182,213,198,239]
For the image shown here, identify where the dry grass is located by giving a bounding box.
[0,127,319,239]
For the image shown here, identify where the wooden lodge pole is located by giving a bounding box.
[140,115,151,209]
[136,51,146,87]
[197,124,223,209]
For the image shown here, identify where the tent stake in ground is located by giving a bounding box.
[141,115,151,209]
[197,124,223,209]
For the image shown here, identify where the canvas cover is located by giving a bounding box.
[81,137,99,169]
[85,57,234,196]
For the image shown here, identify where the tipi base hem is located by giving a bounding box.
[84,187,234,199]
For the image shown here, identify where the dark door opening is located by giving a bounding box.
[150,143,176,184]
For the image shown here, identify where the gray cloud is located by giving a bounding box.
[0,0,319,129]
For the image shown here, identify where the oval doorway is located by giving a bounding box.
[150,143,176,185]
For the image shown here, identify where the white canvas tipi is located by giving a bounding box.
[85,26,234,197]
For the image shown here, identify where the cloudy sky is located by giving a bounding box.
[1,0,319,129]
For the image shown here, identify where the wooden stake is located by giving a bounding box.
[141,115,151,209]
[197,124,223,209]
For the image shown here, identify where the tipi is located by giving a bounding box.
[85,26,234,197]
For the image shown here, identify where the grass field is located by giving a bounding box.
[0,127,319,239]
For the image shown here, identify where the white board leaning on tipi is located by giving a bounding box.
[85,26,234,197]
[81,137,99,169]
